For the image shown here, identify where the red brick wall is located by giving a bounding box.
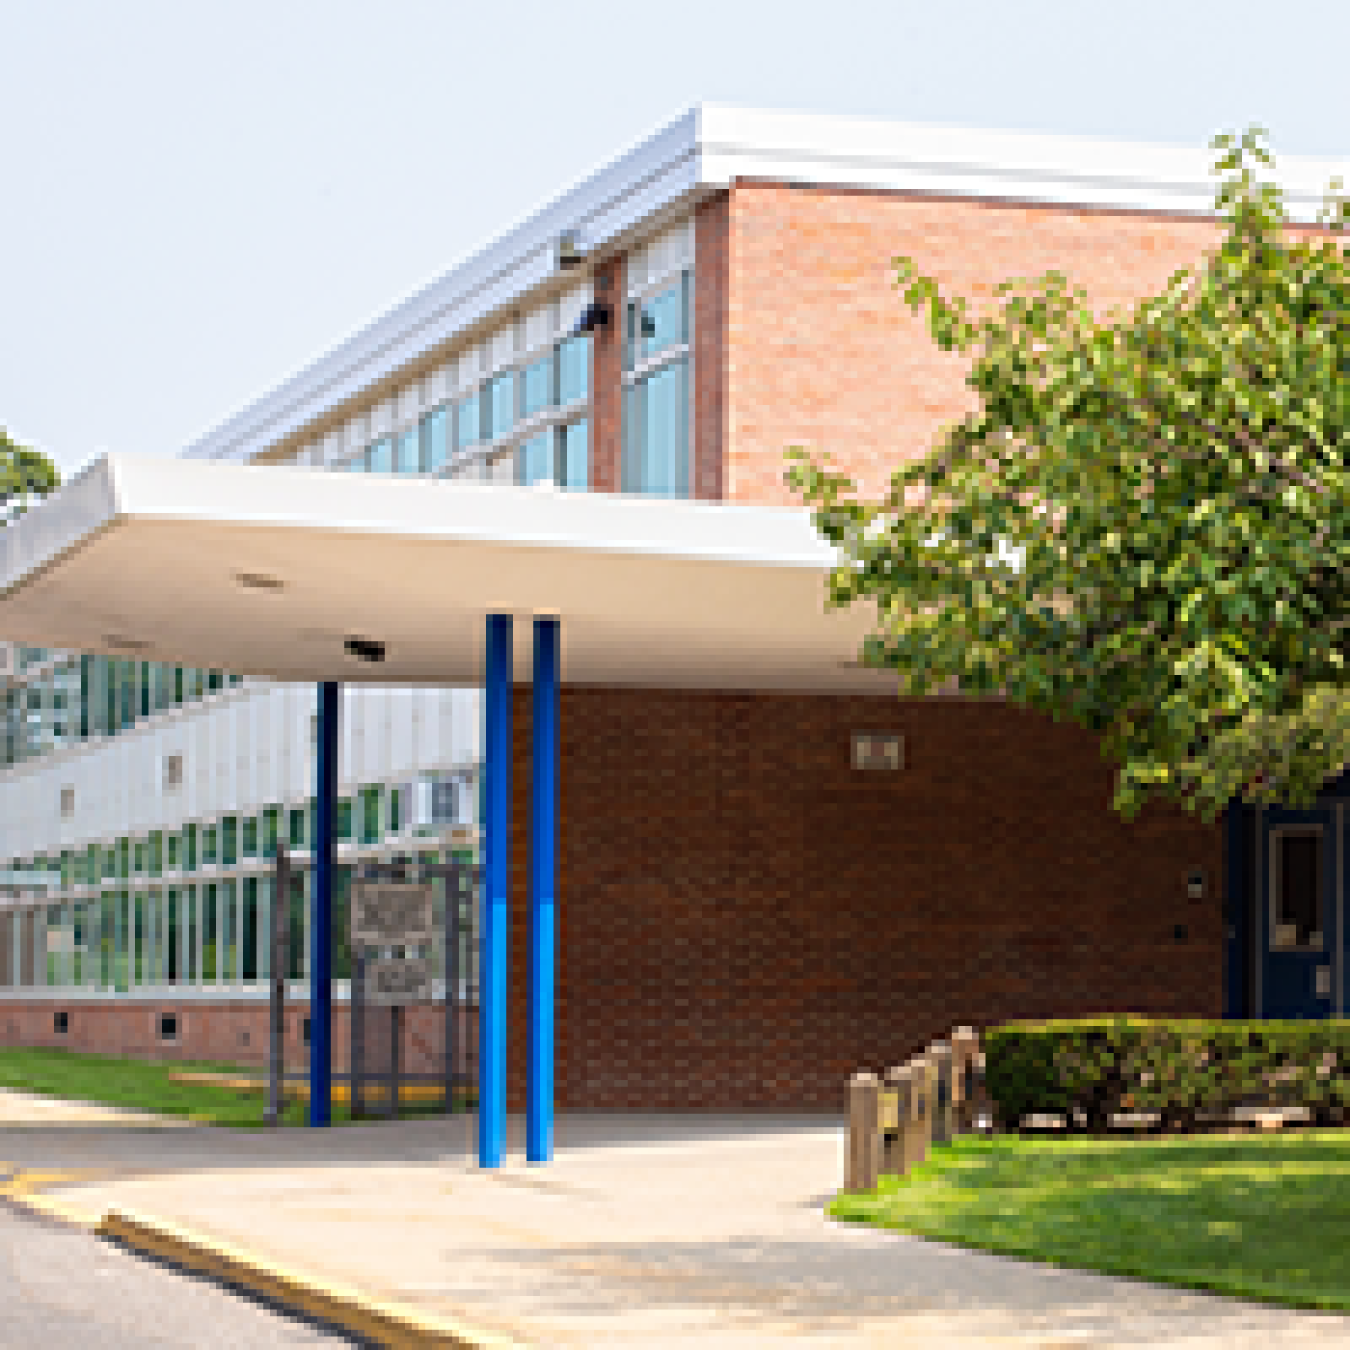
[0,999,475,1080]
[589,255,625,493]
[693,194,729,501]
[724,181,1331,505]
[549,686,1222,1112]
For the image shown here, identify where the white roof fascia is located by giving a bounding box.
[182,109,706,466]
[182,103,1347,468]
[695,104,1345,220]
[0,455,839,599]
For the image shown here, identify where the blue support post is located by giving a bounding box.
[310,681,339,1127]
[528,616,559,1164]
[481,615,513,1168]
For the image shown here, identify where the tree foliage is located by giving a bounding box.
[787,129,1350,822]
[0,428,59,523]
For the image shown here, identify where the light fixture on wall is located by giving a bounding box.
[344,636,386,664]
[571,301,611,336]
[1187,868,1206,901]
[556,230,588,270]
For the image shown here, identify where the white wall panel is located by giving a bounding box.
[0,681,478,864]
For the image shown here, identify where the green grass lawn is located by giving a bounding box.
[829,1131,1350,1312]
[0,1047,469,1128]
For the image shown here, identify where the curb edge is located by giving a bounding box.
[94,1207,527,1349]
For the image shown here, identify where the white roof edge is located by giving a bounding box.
[0,456,121,597]
[182,103,1348,467]
[0,455,842,601]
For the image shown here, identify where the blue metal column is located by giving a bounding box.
[528,616,559,1164]
[481,615,513,1168]
[310,681,339,1127]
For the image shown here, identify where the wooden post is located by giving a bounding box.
[951,1026,980,1134]
[929,1042,954,1146]
[846,1071,881,1194]
[881,1066,911,1177]
[907,1056,934,1170]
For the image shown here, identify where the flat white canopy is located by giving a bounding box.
[0,456,898,693]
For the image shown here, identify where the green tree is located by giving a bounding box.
[0,427,60,522]
[787,129,1350,823]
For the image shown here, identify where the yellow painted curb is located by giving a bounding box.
[5,1189,103,1228]
[96,1207,526,1349]
[167,1072,461,1106]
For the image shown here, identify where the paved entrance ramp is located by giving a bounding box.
[9,1112,1349,1347]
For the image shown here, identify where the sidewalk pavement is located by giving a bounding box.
[2,1093,1348,1348]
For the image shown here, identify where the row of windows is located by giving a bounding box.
[2,658,239,768]
[0,851,477,993]
[342,333,590,477]
[1,777,473,893]
[333,267,694,499]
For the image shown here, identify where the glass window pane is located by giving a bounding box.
[243,877,259,982]
[242,816,258,858]
[624,359,689,498]
[148,832,163,877]
[288,806,307,850]
[202,825,218,867]
[396,427,420,475]
[455,393,481,451]
[221,816,238,867]
[561,420,589,490]
[628,276,688,368]
[100,892,115,989]
[367,437,393,475]
[289,871,306,980]
[133,893,145,985]
[1275,831,1323,947]
[184,825,197,872]
[337,799,353,842]
[263,807,281,859]
[518,431,554,486]
[558,334,589,405]
[422,406,449,473]
[359,786,381,846]
[166,831,180,872]
[222,880,238,982]
[186,886,199,982]
[487,372,515,440]
[521,354,554,419]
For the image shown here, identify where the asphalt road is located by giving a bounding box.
[0,1199,360,1348]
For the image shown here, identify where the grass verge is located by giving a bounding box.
[0,1047,471,1128]
[828,1130,1350,1312]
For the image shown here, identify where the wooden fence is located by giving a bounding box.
[844,1025,992,1193]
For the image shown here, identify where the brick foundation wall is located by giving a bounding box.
[548,686,1222,1112]
[0,999,475,1081]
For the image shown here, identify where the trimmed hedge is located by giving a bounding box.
[983,1018,1350,1132]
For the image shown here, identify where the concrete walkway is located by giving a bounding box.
[2,1095,1348,1347]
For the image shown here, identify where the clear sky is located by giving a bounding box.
[3,0,1347,479]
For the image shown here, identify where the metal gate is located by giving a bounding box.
[348,856,480,1120]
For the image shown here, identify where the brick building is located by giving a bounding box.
[1,106,1345,1143]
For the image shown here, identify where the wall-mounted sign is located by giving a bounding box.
[364,955,433,1006]
[852,732,904,772]
[351,882,434,948]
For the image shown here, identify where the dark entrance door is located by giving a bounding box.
[1259,805,1337,1019]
